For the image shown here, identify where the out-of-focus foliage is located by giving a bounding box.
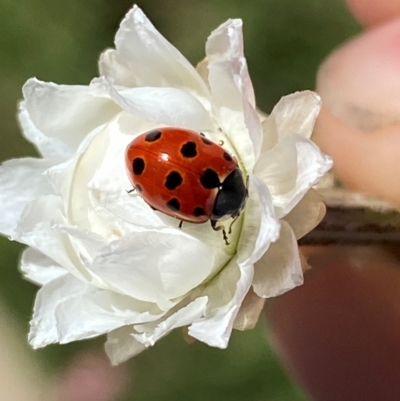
[0,0,359,400]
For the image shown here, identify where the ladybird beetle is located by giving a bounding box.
[125,127,248,244]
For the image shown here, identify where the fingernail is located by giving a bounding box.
[317,17,400,131]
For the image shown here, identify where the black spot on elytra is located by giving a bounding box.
[201,136,213,145]
[223,152,233,161]
[165,171,183,190]
[181,141,197,158]
[200,168,220,189]
[166,198,180,212]
[135,184,143,192]
[145,130,162,142]
[132,158,145,175]
[194,207,205,217]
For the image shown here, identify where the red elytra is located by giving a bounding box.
[125,128,247,240]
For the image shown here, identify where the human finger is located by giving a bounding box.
[265,246,400,401]
[314,18,400,204]
[346,0,400,27]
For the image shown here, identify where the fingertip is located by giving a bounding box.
[346,0,400,27]
[313,107,400,205]
[314,14,400,205]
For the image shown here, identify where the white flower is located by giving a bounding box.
[0,5,332,364]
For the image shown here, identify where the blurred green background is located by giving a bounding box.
[0,0,359,400]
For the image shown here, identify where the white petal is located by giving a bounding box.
[284,189,326,239]
[188,258,253,348]
[238,175,280,267]
[20,248,66,285]
[253,221,303,298]
[260,91,321,152]
[0,158,53,237]
[255,135,297,198]
[46,122,122,245]
[113,6,209,100]
[99,49,137,87]
[87,128,167,236]
[233,289,266,331]
[256,107,269,123]
[48,124,111,231]
[55,223,106,263]
[105,326,147,365]
[46,121,136,253]
[206,19,255,106]
[89,183,166,235]
[206,19,262,171]
[55,289,164,344]
[28,274,89,348]
[90,77,213,131]
[196,58,210,87]
[89,228,214,305]
[260,111,279,151]
[116,110,161,138]
[22,78,120,150]
[15,195,92,282]
[132,297,208,347]
[256,134,332,217]
[242,96,264,163]
[45,157,76,201]
[270,91,321,140]
[18,102,73,160]
[89,196,165,242]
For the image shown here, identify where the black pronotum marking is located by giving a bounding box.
[135,184,143,192]
[194,207,205,216]
[145,130,162,142]
[211,168,247,220]
[180,141,197,158]
[165,171,183,190]
[166,198,181,212]
[132,158,145,175]
[200,136,213,145]
[200,168,220,189]
[223,152,233,161]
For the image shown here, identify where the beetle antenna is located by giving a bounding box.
[228,214,240,234]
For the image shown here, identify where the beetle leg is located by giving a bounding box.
[178,220,184,229]
[211,220,229,245]
[126,187,136,194]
